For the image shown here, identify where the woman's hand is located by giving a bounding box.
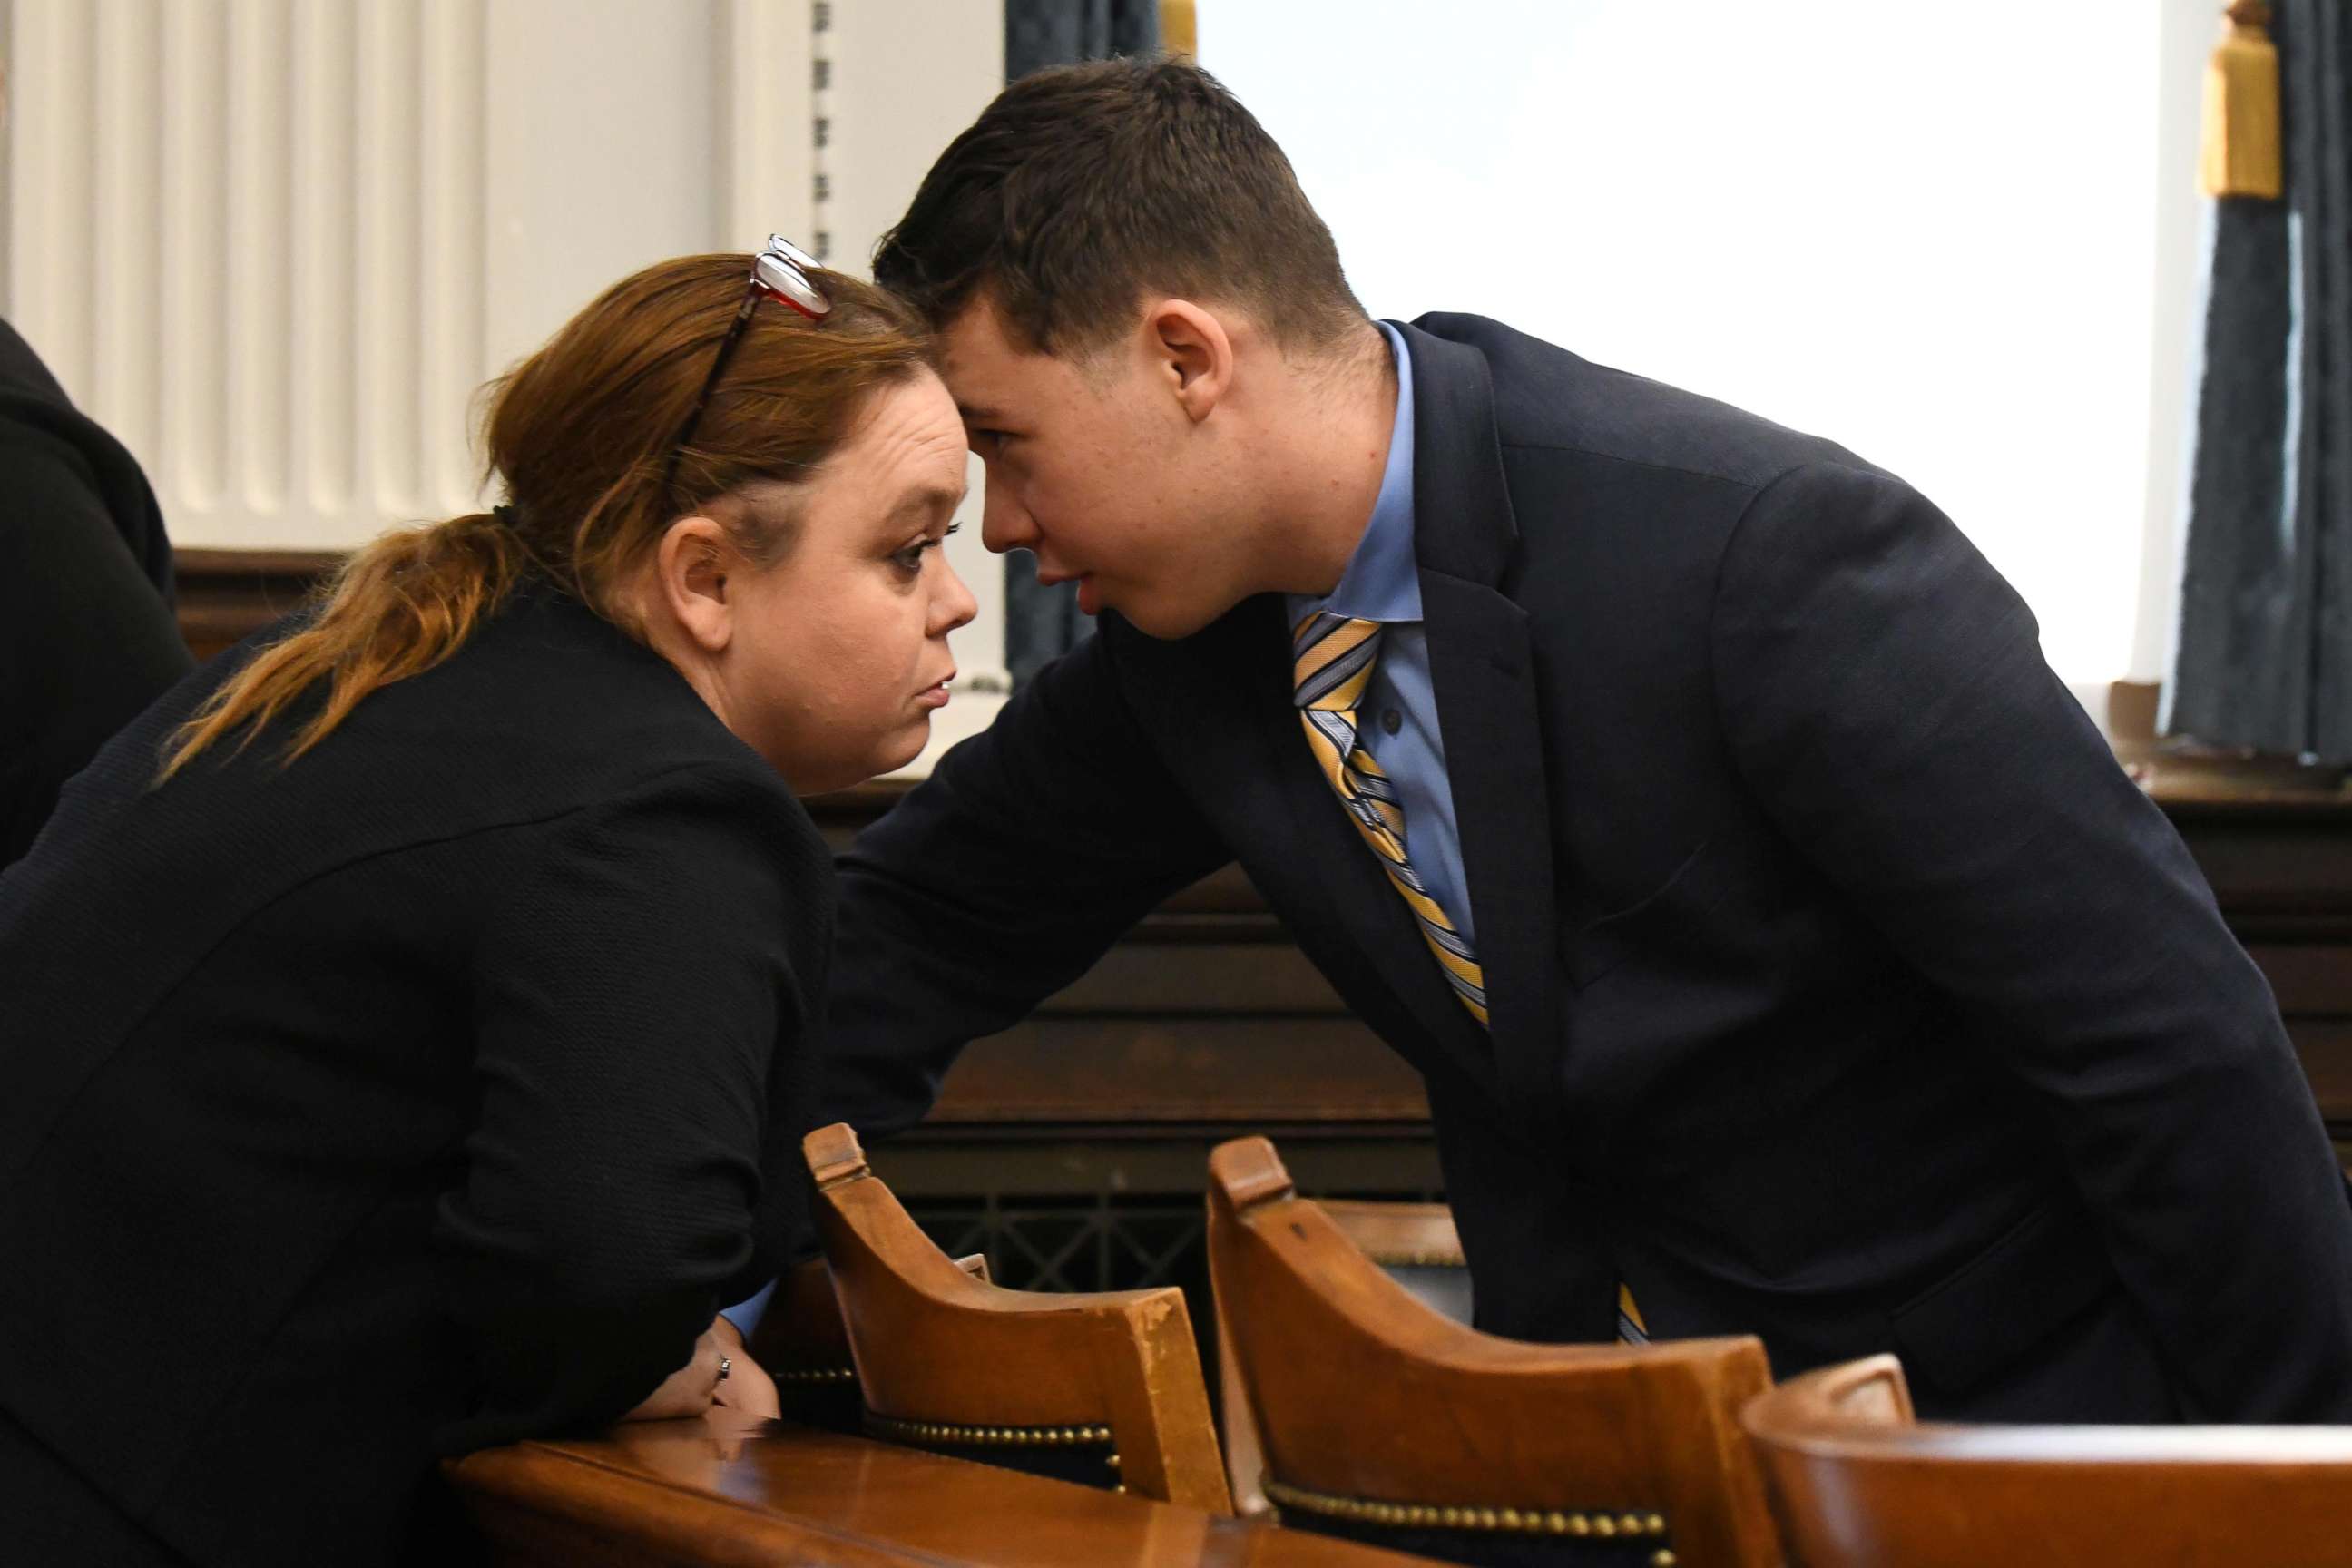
[619,1319,732,1421]
[710,1314,782,1420]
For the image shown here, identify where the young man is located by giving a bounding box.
[822,57,2352,1422]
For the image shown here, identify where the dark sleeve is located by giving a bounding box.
[1710,460,2352,1422]
[435,769,822,1451]
[825,627,1230,1137]
[0,429,193,864]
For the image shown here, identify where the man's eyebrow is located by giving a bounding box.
[955,402,1003,425]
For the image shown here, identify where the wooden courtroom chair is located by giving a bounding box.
[1210,1135,1783,1568]
[1221,1198,1472,1518]
[747,1251,995,1433]
[1740,1353,2352,1567]
[804,1122,1233,1513]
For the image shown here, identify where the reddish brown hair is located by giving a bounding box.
[161,254,931,779]
[874,56,1364,355]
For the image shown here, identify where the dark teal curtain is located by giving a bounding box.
[997,0,1161,685]
[1007,0,1160,82]
[2167,0,2352,760]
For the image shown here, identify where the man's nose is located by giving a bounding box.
[979,476,1036,554]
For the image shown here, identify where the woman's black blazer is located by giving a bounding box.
[0,583,830,1566]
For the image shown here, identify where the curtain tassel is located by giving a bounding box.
[1160,0,1197,60]
[2200,0,2284,200]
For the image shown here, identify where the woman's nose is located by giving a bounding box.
[931,554,979,636]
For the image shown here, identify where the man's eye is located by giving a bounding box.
[971,429,1009,455]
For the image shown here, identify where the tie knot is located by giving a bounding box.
[1292,613,1382,711]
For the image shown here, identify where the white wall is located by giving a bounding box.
[4,0,2224,731]
[1207,0,2210,690]
[825,0,1012,744]
[2138,0,2219,687]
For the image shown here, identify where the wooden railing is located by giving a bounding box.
[448,1407,1446,1567]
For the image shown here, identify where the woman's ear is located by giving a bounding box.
[654,515,736,653]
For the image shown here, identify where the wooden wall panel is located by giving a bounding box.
[178,554,2352,1160]
[174,548,340,662]
[928,1017,1428,1128]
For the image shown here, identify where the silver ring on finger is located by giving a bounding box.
[717,1355,732,1383]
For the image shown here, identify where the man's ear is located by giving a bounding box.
[1145,299,1233,425]
[654,515,736,653]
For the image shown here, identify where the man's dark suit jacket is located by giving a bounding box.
[0,586,830,1567]
[825,314,2352,1425]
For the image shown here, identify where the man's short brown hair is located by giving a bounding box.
[874,56,1366,357]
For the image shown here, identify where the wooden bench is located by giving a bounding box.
[1740,1353,2352,1567]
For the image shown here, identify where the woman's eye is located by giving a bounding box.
[891,523,960,573]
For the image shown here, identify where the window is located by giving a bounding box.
[1210,1,2185,687]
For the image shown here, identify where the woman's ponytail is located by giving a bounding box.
[157,512,530,781]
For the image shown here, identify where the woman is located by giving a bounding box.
[0,240,975,1565]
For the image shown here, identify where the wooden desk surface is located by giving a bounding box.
[453,1407,1441,1567]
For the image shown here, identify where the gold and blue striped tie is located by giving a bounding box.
[1292,611,1651,1345]
[1292,612,1487,1026]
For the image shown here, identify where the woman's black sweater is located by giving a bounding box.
[0,583,830,1566]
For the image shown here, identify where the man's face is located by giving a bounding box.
[939,296,1249,639]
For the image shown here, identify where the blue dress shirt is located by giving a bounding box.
[720,1278,774,1339]
[1285,324,1475,945]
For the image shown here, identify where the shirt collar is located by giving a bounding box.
[1290,321,1420,626]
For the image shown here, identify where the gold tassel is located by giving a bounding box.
[2200,0,2283,200]
[1161,0,1198,61]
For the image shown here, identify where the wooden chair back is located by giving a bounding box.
[747,1252,995,1432]
[804,1122,1232,1513]
[1210,1135,1782,1567]
[1741,1354,2352,1567]
[1220,1197,1472,1518]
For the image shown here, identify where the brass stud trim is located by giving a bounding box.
[1260,1476,1670,1538]
[775,1366,858,1385]
[866,1412,1115,1449]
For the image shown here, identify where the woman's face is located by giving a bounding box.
[676,371,978,793]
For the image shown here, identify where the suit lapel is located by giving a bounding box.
[1402,324,1570,1135]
